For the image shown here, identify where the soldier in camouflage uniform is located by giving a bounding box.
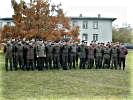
[22,40,28,70]
[119,44,128,70]
[26,42,34,70]
[53,42,60,69]
[69,42,77,69]
[16,41,24,70]
[94,43,103,69]
[46,42,54,69]
[61,42,69,70]
[36,40,47,70]
[102,45,111,69]
[12,39,18,70]
[4,40,13,71]
[79,41,86,69]
[87,43,95,69]
[110,45,119,69]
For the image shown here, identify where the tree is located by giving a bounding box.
[1,0,79,42]
[112,27,133,43]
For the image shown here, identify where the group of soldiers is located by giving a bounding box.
[4,38,128,71]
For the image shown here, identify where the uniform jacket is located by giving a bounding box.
[119,47,128,58]
[36,44,46,57]
[27,45,35,60]
[87,46,95,59]
[4,43,13,58]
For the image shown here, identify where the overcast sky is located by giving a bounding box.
[0,0,132,27]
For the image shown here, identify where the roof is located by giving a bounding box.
[0,16,117,21]
[0,17,13,20]
[70,17,116,21]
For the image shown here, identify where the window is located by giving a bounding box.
[82,21,88,29]
[7,22,11,26]
[93,21,98,29]
[72,20,78,27]
[93,34,98,41]
[0,22,2,28]
[82,34,88,41]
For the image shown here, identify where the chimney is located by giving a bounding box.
[79,14,82,17]
[98,14,101,18]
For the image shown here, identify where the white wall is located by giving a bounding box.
[70,19,113,44]
[0,20,14,28]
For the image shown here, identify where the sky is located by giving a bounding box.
[0,0,133,27]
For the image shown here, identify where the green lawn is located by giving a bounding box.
[0,51,133,100]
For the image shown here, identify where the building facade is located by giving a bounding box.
[0,16,116,44]
[70,16,116,44]
[0,18,14,29]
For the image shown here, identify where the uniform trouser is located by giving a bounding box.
[62,54,68,70]
[88,58,94,69]
[102,58,110,69]
[79,58,86,69]
[13,55,18,70]
[60,54,63,67]
[95,56,102,69]
[27,59,34,70]
[69,53,76,69]
[76,54,79,65]
[34,56,37,69]
[53,55,60,69]
[37,57,45,70]
[111,57,118,69]
[23,55,27,70]
[17,55,24,69]
[47,55,53,69]
[5,57,12,71]
[119,57,126,70]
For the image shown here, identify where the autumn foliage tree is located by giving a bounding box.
[1,0,79,42]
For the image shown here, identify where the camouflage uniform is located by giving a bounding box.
[79,44,86,69]
[4,42,13,71]
[16,42,24,70]
[119,46,128,70]
[102,46,111,69]
[87,45,95,69]
[53,43,60,69]
[12,41,18,70]
[36,41,46,70]
[69,44,77,69]
[46,44,53,69]
[23,41,28,70]
[94,46,103,69]
[110,46,119,69]
[62,44,69,70]
[26,43,35,70]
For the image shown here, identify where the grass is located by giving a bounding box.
[0,51,133,100]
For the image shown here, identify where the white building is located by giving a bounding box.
[0,18,14,28]
[70,15,116,44]
[0,15,116,44]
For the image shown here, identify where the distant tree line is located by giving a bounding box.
[112,26,133,43]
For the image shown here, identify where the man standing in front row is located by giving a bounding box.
[87,43,95,69]
[69,42,77,69]
[102,45,111,69]
[26,42,35,70]
[36,40,46,70]
[4,40,13,71]
[119,44,128,70]
[94,43,103,69]
[79,41,87,69]
[46,41,54,69]
[53,42,60,69]
[61,42,69,70]
[110,45,119,69]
